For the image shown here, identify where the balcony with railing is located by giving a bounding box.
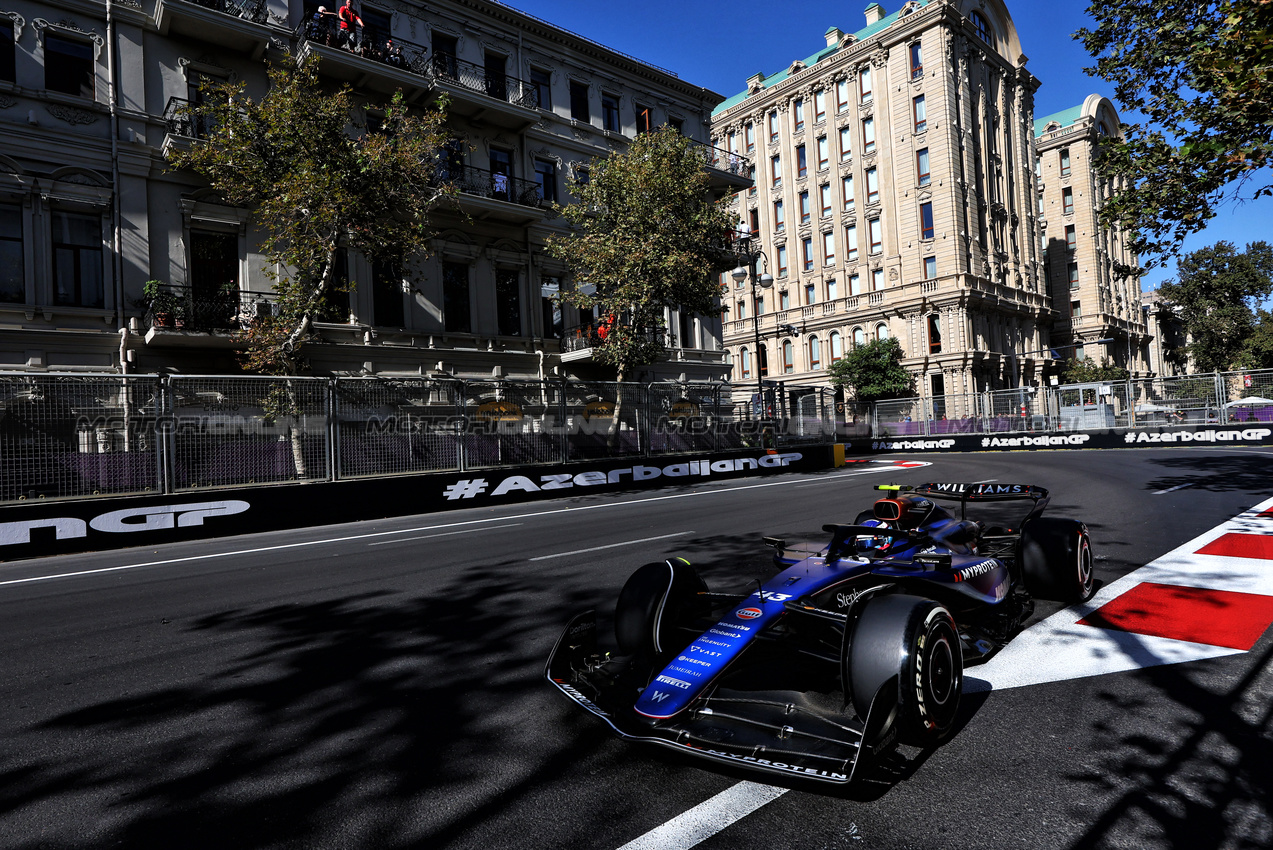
[294,23,434,99]
[160,97,217,157]
[691,139,753,195]
[142,284,281,347]
[435,163,549,223]
[154,0,275,55]
[560,323,669,363]
[427,53,540,129]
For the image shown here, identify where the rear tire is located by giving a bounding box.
[1018,518,1095,603]
[849,594,962,748]
[614,559,707,658]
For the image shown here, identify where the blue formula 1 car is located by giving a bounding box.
[546,482,1095,784]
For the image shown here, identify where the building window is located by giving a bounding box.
[771,155,782,186]
[669,116,684,134]
[805,281,816,304]
[777,245,788,277]
[737,298,746,319]
[793,98,805,132]
[814,89,826,122]
[866,167,879,204]
[920,202,934,239]
[802,236,813,271]
[928,314,942,353]
[52,211,103,308]
[189,231,239,317]
[774,199,785,232]
[823,231,835,266]
[1063,187,1074,215]
[916,147,930,186]
[1065,224,1076,250]
[371,258,404,327]
[780,289,791,310]
[569,80,590,122]
[820,183,832,217]
[496,269,521,336]
[799,191,811,224]
[768,110,778,143]
[872,269,884,292]
[924,256,937,280]
[749,207,760,235]
[796,145,807,178]
[740,346,751,379]
[862,117,875,154]
[836,79,849,111]
[910,41,923,79]
[745,122,755,152]
[535,159,557,204]
[46,34,95,99]
[913,95,926,133]
[1071,300,1082,318]
[782,339,794,373]
[853,327,866,347]
[1075,344,1086,361]
[849,274,861,296]
[809,336,822,370]
[530,67,552,109]
[869,218,882,253]
[842,175,855,210]
[756,294,766,315]
[827,278,838,300]
[541,277,563,338]
[443,261,471,332]
[970,10,989,43]
[1060,148,1071,177]
[601,92,620,132]
[830,330,843,361]
[1068,262,1079,289]
[0,20,14,84]
[635,104,654,134]
[817,136,829,170]
[860,65,872,102]
[839,126,852,160]
[846,223,858,260]
[876,322,889,340]
[0,204,22,302]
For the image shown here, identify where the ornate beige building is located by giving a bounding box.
[712,0,1149,410]
[0,0,745,382]
[1034,95,1149,375]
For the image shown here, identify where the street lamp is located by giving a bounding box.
[731,236,773,418]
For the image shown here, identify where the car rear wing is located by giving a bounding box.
[874,482,1050,522]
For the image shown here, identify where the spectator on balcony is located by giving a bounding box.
[384,39,404,68]
[309,5,337,45]
[337,0,364,52]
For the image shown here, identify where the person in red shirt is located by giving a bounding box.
[337,0,363,52]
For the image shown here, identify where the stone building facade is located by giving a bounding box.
[0,0,745,381]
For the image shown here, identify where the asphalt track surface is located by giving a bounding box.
[1,447,1271,850]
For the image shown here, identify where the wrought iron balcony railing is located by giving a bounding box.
[435,163,546,209]
[692,138,750,174]
[296,21,431,76]
[185,0,268,25]
[143,284,280,333]
[163,96,218,140]
[429,53,538,109]
[561,323,669,354]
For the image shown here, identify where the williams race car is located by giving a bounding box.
[546,482,1095,784]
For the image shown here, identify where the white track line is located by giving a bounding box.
[529,531,694,561]
[366,523,522,545]
[0,462,928,589]
[1153,483,1194,495]
[616,781,788,850]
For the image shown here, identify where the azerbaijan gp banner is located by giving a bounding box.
[0,447,833,560]
[857,425,1273,453]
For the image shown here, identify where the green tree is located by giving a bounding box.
[828,337,914,403]
[1061,356,1130,384]
[546,126,737,384]
[1157,240,1273,371]
[166,56,453,375]
[1078,1,1273,263]
[1238,309,1273,369]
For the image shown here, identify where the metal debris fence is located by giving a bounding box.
[0,374,830,504]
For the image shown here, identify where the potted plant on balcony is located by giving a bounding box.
[142,279,182,328]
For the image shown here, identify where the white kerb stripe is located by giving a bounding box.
[616,781,787,850]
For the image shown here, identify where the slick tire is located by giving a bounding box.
[614,559,708,659]
[1018,518,1095,604]
[849,594,962,748]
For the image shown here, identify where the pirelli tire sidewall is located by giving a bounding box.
[614,559,708,659]
[850,594,963,748]
[1018,517,1096,604]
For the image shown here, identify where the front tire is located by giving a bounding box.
[1018,518,1095,603]
[849,594,963,748]
[614,558,707,659]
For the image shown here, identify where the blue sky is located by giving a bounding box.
[517,0,1272,290]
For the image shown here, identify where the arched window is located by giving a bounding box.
[830,331,843,362]
[853,327,866,348]
[740,346,751,379]
[970,10,990,43]
[876,323,889,340]
[782,339,794,373]
[809,336,822,370]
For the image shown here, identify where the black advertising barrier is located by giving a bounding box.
[847,423,1273,454]
[0,446,834,561]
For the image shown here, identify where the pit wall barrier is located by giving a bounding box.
[0,446,834,561]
